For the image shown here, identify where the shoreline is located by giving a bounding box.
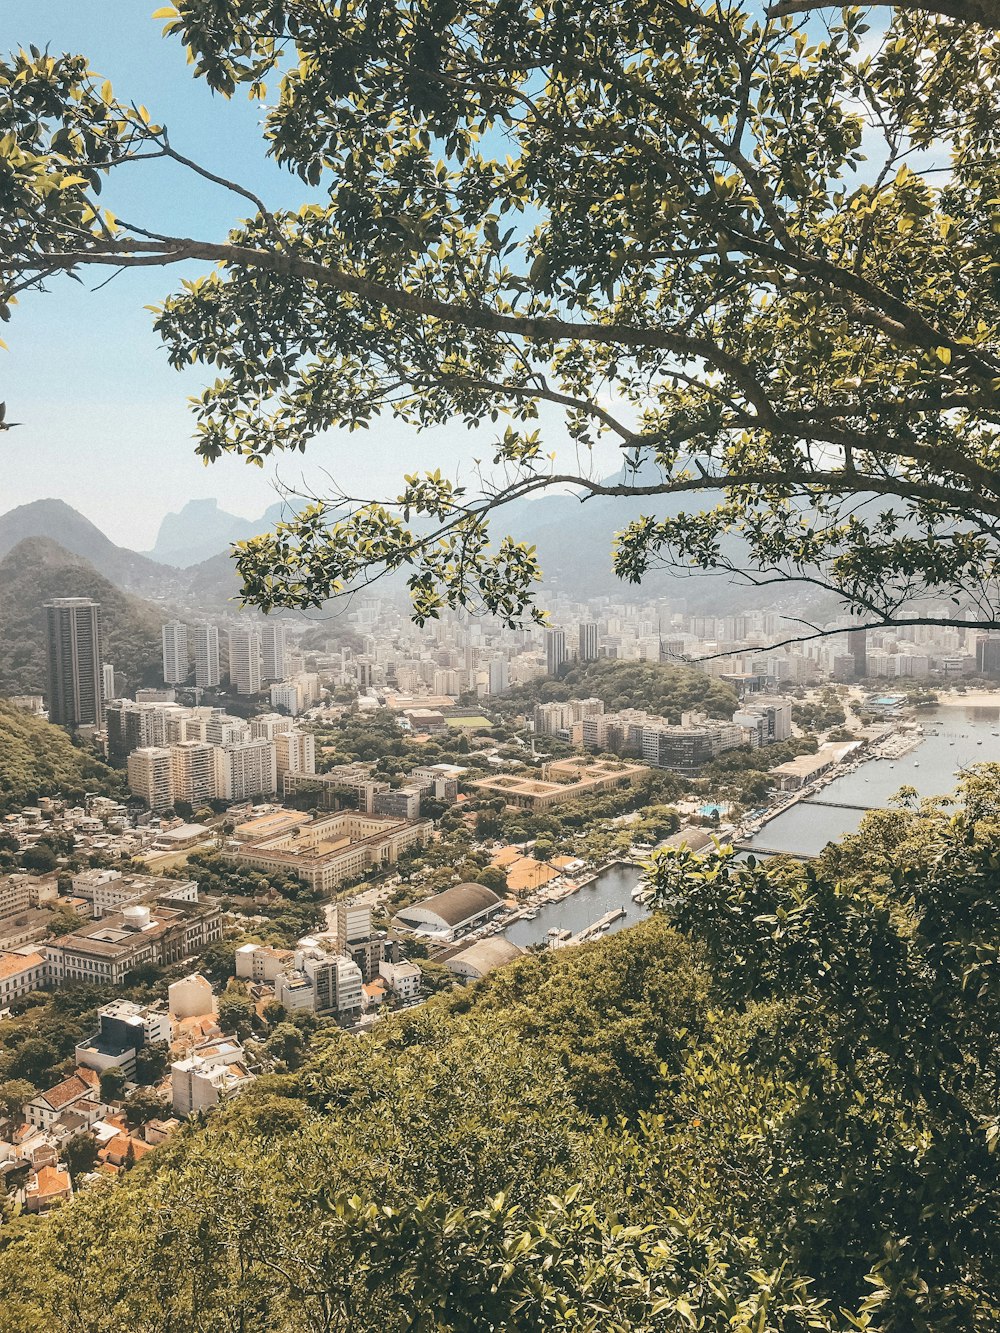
[934,690,1000,709]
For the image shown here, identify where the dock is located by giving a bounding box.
[569,906,627,945]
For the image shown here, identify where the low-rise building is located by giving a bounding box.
[235,943,296,983]
[395,883,503,941]
[74,1000,171,1077]
[0,949,45,1006]
[171,1036,254,1117]
[25,1070,103,1132]
[444,938,524,981]
[45,897,223,987]
[168,973,216,1020]
[24,1164,72,1214]
[378,959,422,1001]
[232,811,430,893]
[470,757,649,811]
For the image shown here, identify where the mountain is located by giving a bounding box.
[0,538,164,696]
[0,700,122,812]
[0,499,175,594]
[147,498,287,568]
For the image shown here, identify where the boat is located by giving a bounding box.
[630,884,647,901]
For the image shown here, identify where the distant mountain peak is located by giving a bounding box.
[147,497,287,568]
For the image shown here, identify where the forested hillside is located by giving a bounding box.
[0,538,163,696]
[500,658,739,721]
[2,770,999,1330]
[0,703,122,812]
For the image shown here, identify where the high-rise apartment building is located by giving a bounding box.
[976,636,1000,676]
[45,598,103,727]
[579,622,599,662]
[102,663,117,703]
[171,741,219,806]
[193,623,220,689]
[217,738,277,801]
[847,627,868,678]
[261,623,287,682]
[228,628,262,696]
[275,730,316,779]
[161,621,189,685]
[487,656,509,696]
[127,747,174,812]
[545,628,567,677]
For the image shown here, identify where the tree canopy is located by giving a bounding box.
[3,769,1000,1327]
[4,1,1000,636]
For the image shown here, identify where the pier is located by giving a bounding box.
[734,843,818,861]
[569,906,627,945]
[800,799,884,813]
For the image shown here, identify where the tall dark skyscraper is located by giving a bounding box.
[847,627,867,679]
[45,597,103,727]
[579,622,599,662]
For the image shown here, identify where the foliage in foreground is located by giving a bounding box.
[2,769,1000,1328]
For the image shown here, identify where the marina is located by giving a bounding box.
[502,861,648,949]
[739,704,1000,859]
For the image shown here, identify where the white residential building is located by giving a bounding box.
[261,623,287,681]
[269,681,301,715]
[250,712,294,741]
[171,740,220,806]
[127,747,174,812]
[275,730,316,779]
[379,959,422,1001]
[217,738,277,802]
[162,621,189,685]
[228,628,262,696]
[193,623,221,689]
[171,1037,253,1116]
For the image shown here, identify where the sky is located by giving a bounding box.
[2,3,613,551]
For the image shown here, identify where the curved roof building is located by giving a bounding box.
[445,937,524,981]
[395,883,503,938]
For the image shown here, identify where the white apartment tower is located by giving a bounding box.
[218,738,277,802]
[127,747,174,812]
[228,628,262,696]
[261,622,287,682]
[161,621,189,685]
[171,741,220,806]
[193,623,221,689]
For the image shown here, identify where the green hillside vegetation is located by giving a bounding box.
[0,537,163,696]
[0,702,122,812]
[499,659,739,721]
[2,769,1000,1329]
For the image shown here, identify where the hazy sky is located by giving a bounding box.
[2,3,616,550]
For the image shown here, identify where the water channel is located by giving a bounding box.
[743,703,1000,859]
[503,860,648,948]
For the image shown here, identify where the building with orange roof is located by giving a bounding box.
[25,1068,103,1132]
[0,948,45,1005]
[503,857,560,895]
[361,979,386,1009]
[24,1164,72,1213]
